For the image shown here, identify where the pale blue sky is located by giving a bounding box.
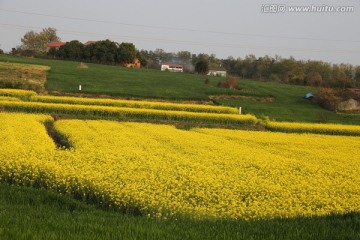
[0,0,359,65]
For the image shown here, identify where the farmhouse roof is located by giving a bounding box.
[349,88,360,95]
[84,41,97,46]
[47,42,65,47]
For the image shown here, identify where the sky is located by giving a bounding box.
[0,0,359,65]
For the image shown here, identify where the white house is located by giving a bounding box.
[207,67,227,77]
[161,64,183,72]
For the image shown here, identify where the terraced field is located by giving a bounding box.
[1,112,359,221]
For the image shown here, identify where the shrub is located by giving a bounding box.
[217,76,240,90]
[313,88,342,111]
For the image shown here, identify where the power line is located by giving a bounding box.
[1,23,359,54]
[0,8,360,44]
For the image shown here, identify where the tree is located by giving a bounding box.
[57,40,84,61]
[136,51,147,67]
[47,47,57,58]
[42,27,60,43]
[177,51,191,62]
[20,27,60,54]
[195,60,209,74]
[355,66,360,83]
[117,43,136,64]
[306,71,323,87]
[0,49,4,55]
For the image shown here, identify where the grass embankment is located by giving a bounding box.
[1,181,359,240]
[1,55,359,124]
[0,61,49,92]
[0,55,233,100]
[214,80,360,124]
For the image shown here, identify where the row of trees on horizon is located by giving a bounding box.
[4,27,360,89]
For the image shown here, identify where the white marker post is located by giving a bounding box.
[79,85,82,91]
[239,107,242,114]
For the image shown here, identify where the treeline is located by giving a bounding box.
[139,49,360,88]
[48,40,146,66]
[8,27,360,88]
[222,55,360,88]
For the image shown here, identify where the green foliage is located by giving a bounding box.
[57,40,84,61]
[48,39,136,65]
[136,51,147,67]
[117,42,136,64]
[195,60,209,74]
[20,27,60,54]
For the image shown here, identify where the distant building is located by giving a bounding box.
[161,64,183,72]
[349,89,360,95]
[84,41,97,46]
[207,67,227,77]
[47,41,96,52]
[46,42,65,51]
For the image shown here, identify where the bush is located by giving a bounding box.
[313,88,342,111]
[217,76,240,90]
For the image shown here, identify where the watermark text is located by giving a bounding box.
[261,4,355,13]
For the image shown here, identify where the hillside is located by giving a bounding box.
[1,55,359,124]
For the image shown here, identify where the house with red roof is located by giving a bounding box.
[84,41,97,46]
[46,42,65,52]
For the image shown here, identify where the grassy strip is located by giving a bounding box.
[0,100,257,125]
[265,121,360,136]
[1,183,359,240]
[30,95,238,114]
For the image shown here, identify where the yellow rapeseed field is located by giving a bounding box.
[266,121,360,136]
[0,112,359,220]
[0,88,37,99]
[30,95,239,114]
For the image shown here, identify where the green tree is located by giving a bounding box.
[0,49,4,55]
[177,51,191,62]
[195,60,209,74]
[136,51,147,67]
[47,47,57,58]
[354,66,360,83]
[57,40,84,61]
[306,71,323,87]
[117,43,136,64]
[20,27,60,54]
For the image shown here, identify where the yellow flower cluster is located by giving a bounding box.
[0,100,257,125]
[266,121,360,136]
[0,87,238,114]
[0,88,37,99]
[30,95,238,114]
[0,96,20,102]
[1,112,359,220]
